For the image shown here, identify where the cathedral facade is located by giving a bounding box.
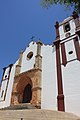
[0,12,80,116]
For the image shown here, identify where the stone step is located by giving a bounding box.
[0,109,79,120]
[1,103,37,110]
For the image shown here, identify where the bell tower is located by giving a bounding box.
[59,12,80,65]
[54,12,80,112]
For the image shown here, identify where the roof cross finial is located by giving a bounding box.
[31,36,35,41]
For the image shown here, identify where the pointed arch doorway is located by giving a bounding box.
[22,84,32,103]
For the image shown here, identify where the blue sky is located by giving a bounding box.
[0,0,73,80]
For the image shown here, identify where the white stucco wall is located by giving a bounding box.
[62,60,80,116]
[70,19,76,36]
[60,34,80,115]
[65,39,76,61]
[41,45,58,110]
[20,41,37,73]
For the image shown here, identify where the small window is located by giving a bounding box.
[64,23,70,32]
[68,51,73,55]
[34,64,35,68]
[27,52,33,60]
[5,75,7,79]
[1,90,4,98]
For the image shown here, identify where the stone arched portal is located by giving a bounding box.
[11,69,42,108]
[11,73,32,105]
[16,76,32,104]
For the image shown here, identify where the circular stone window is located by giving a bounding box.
[27,51,33,60]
